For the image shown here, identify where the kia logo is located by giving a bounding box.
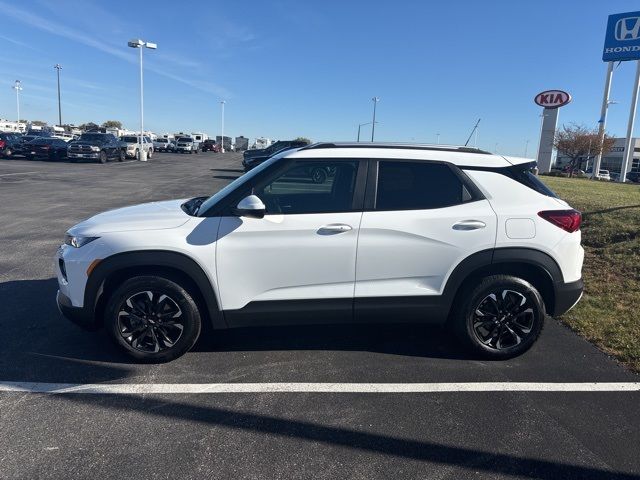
[534,90,572,109]
[615,16,640,41]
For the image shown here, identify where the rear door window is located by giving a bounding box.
[375,161,474,210]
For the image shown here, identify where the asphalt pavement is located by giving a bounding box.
[0,151,638,479]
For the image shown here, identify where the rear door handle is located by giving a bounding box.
[453,220,486,231]
[318,224,353,235]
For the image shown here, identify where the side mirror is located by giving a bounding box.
[234,195,266,219]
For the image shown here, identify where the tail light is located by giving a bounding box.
[538,209,581,233]
[0,140,5,149]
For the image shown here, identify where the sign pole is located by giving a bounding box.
[592,61,614,178]
[620,59,640,182]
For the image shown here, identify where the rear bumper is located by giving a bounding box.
[552,278,584,316]
[57,290,99,331]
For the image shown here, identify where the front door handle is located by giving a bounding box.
[318,224,353,235]
[453,220,486,231]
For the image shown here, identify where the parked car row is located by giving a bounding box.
[242,139,311,171]
[1,131,222,163]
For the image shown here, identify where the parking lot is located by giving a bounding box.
[0,152,639,479]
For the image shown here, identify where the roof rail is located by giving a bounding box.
[301,142,491,155]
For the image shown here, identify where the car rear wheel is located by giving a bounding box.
[3,148,12,158]
[118,150,125,162]
[451,275,545,359]
[311,167,327,184]
[147,149,153,159]
[99,150,107,164]
[105,276,202,363]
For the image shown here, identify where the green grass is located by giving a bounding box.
[541,176,640,372]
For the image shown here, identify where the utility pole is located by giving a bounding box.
[371,97,379,141]
[54,64,63,126]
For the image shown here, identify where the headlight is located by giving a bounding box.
[64,233,99,248]
[90,146,100,152]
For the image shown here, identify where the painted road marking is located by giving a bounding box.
[0,382,639,394]
[0,171,40,176]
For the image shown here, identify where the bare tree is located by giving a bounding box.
[554,123,615,178]
[102,120,123,129]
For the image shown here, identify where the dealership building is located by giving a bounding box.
[554,137,640,174]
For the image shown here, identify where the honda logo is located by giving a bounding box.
[615,16,640,41]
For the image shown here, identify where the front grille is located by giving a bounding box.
[68,145,95,153]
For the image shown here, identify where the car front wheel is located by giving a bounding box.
[99,150,107,164]
[451,275,545,359]
[104,276,202,363]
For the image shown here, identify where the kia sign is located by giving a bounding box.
[534,90,571,109]
[603,11,640,61]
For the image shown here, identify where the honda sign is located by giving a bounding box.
[534,90,571,109]
[603,11,640,61]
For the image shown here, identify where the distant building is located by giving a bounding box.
[554,137,640,174]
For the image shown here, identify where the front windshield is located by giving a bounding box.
[197,150,294,216]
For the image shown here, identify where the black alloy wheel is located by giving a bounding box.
[105,276,202,362]
[452,275,545,359]
[117,291,185,353]
[472,289,535,350]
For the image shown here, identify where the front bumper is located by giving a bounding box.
[552,278,584,316]
[57,290,99,331]
[68,152,100,159]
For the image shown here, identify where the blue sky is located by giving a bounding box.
[1,0,639,156]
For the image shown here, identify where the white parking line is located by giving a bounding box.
[0,171,40,176]
[0,382,639,394]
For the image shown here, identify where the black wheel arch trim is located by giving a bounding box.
[442,247,567,316]
[85,250,225,330]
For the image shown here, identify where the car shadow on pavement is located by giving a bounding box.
[0,278,134,383]
[61,394,638,480]
[195,322,475,361]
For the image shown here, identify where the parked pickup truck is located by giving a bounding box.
[68,133,125,163]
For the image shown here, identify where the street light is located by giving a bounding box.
[220,101,226,153]
[371,97,380,141]
[12,80,22,124]
[128,38,157,161]
[54,64,62,127]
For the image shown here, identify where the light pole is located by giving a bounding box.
[13,80,22,125]
[524,139,530,157]
[54,64,63,127]
[436,133,440,145]
[220,100,226,153]
[371,97,379,141]
[128,39,157,161]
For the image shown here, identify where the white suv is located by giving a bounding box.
[56,143,584,362]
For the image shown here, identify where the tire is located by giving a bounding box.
[99,150,107,164]
[451,275,545,359]
[26,154,34,161]
[310,167,327,184]
[3,148,12,158]
[104,276,202,363]
[147,149,153,159]
[118,150,125,162]
[135,149,140,160]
